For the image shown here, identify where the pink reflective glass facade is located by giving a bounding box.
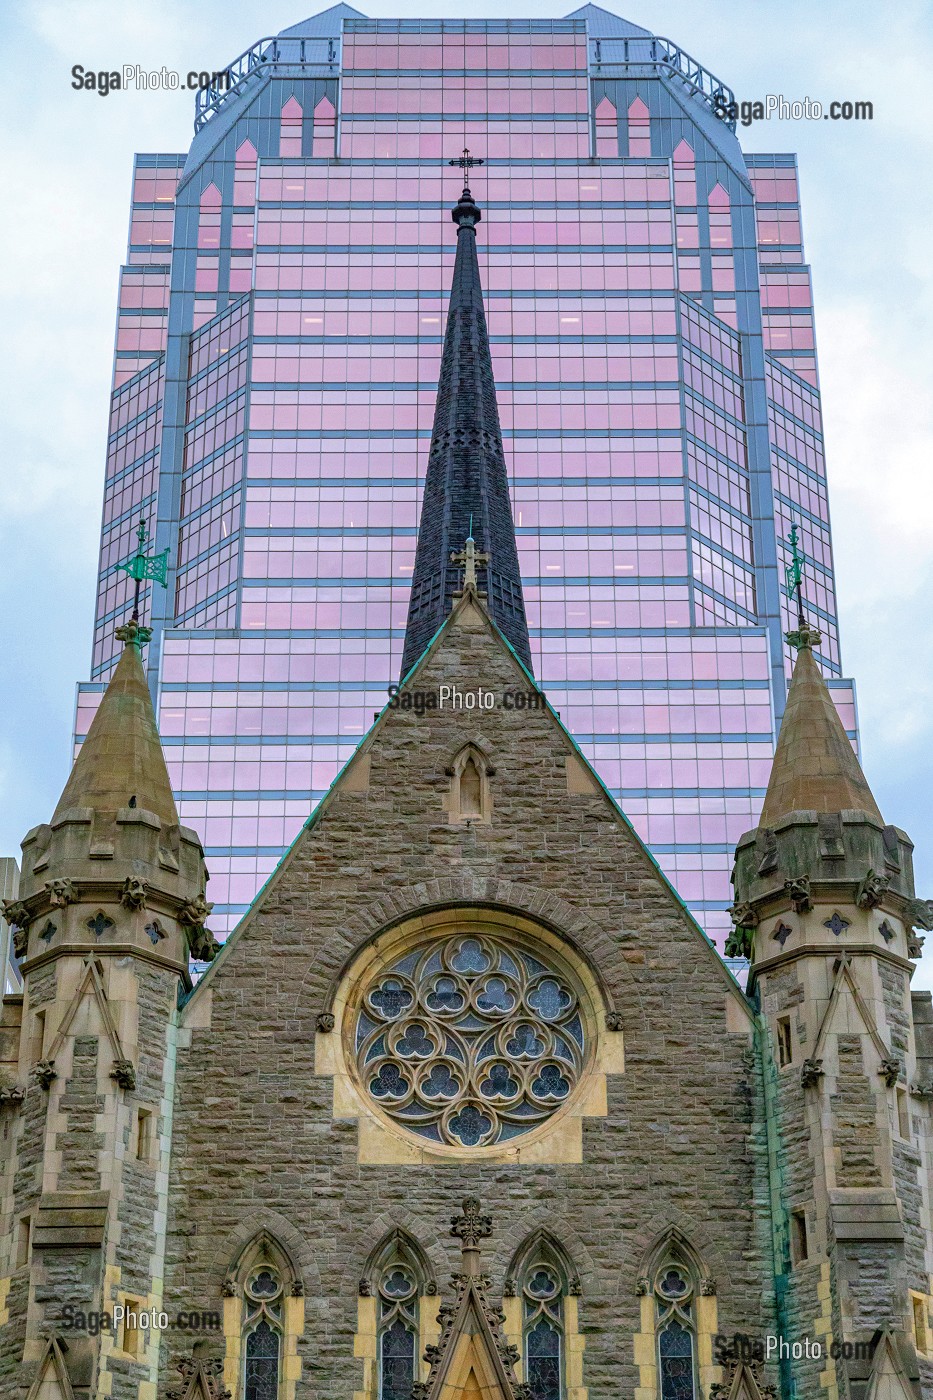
[79,18,856,955]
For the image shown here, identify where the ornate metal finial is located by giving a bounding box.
[451,1197,492,1250]
[783,520,822,651]
[450,519,490,593]
[114,617,153,651]
[116,515,169,625]
[449,150,484,229]
[450,146,484,176]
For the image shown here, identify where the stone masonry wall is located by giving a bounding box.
[161,609,773,1399]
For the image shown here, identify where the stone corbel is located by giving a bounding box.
[0,1083,26,1108]
[315,1012,335,1033]
[909,1081,933,1100]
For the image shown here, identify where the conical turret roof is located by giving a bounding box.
[759,642,882,828]
[53,624,178,827]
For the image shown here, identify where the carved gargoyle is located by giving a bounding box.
[45,878,77,909]
[110,1059,137,1091]
[855,870,889,910]
[784,876,812,914]
[800,1057,824,1089]
[879,1056,902,1089]
[120,877,149,910]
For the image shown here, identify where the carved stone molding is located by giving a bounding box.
[315,1012,335,1033]
[605,1010,624,1032]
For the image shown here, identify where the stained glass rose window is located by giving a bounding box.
[354,934,586,1148]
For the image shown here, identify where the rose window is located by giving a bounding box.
[354,934,586,1148]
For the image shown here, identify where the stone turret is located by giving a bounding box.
[0,620,214,1400]
[732,623,933,1399]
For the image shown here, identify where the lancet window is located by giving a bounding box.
[242,1267,283,1400]
[364,1232,431,1400]
[654,1259,698,1400]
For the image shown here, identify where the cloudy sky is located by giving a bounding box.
[2,0,931,979]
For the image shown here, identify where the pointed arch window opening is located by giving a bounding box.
[594,96,618,158]
[312,95,337,158]
[280,97,304,158]
[654,1262,698,1400]
[522,1259,565,1400]
[242,1267,283,1400]
[627,97,651,157]
[376,1256,421,1400]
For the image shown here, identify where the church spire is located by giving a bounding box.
[759,625,882,829]
[400,153,532,679]
[53,619,179,827]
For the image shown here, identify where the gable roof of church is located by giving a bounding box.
[400,175,532,679]
[187,580,750,1023]
[53,620,179,827]
[759,634,882,828]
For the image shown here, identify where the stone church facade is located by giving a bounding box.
[2,179,932,1400]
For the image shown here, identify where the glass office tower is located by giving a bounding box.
[79,3,856,949]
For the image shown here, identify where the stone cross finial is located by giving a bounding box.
[451,1197,492,1277]
[450,531,489,592]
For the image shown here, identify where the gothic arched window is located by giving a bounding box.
[377,1259,419,1400]
[243,1267,283,1400]
[654,1262,697,1400]
[227,1232,299,1400]
[508,1234,576,1400]
[523,1262,564,1400]
[362,1231,432,1400]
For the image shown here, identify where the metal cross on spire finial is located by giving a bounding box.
[783,520,822,652]
[115,515,169,642]
[449,147,484,176]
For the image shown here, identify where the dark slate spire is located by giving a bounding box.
[400,165,532,679]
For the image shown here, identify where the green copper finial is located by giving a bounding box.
[783,520,822,652]
[116,515,169,626]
